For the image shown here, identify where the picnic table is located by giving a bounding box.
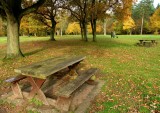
[138,39,157,46]
[5,55,98,111]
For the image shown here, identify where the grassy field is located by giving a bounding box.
[0,35,159,113]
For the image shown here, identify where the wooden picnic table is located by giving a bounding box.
[138,39,157,46]
[139,39,156,44]
[7,56,86,105]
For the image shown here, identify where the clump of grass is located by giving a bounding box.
[29,98,43,107]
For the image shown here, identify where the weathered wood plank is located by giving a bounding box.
[6,75,26,83]
[14,56,85,79]
[54,68,98,98]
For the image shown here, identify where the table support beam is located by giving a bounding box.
[11,82,23,99]
[27,77,49,105]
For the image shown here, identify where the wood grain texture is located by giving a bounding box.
[55,68,98,98]
[14,56,86,79]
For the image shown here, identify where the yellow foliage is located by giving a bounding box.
[150,7,160,31]
[123,16,135,30]
[87,24,102,34]
[66,22,81,34]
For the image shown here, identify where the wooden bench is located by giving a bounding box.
[5,75,26,98]
[6,75,26,83]
[55,68,98,98]
[52,68,98,111]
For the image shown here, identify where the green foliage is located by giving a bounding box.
[27,109,40,113]
[29,98,43,107]
[0,99,6,105]
[132,0,155,20]
[132,0,155,33]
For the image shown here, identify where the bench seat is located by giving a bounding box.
[54,68,98,98]
[5,75,26,83]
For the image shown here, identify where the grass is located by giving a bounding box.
[0,35,160,113]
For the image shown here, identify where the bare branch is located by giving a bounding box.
[37,12,51,20]
[0,0,10,14]
[20,0,45,19]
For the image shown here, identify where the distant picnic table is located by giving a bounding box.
[137,39,157,47]
[5,55,98,112]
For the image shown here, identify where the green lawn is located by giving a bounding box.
[0,35,159,113]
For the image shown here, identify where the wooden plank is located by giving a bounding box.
[14,56,85,79]
[5,75,26,83]
[11,82,23,99]
[55,68,98,98]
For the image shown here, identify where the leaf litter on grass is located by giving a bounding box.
[0,37,159,113]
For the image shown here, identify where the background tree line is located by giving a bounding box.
[0,0,159,59]
[1,0,159,38]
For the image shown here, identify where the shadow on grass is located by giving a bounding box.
[24,48,46,56]
[55,38,132,48]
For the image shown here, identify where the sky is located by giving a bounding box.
[153,0,160,7]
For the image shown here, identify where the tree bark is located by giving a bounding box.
[140,11,144,35]
[0,0,45,59]
[50,19,56,41]
[82,21,88,42]
[83,0,88,42]
[80,22,84,40]
[91,0,96,42]
[103,19,106,35]
[5,14,23,59]
[91,19,96,42]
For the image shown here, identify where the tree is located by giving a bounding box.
[123,16,135,35]
[132,0,155,34]
[89,0,107,41]
[0,0,45,59]
[150,7,160,34]
[36,0,65,41]
[66,22,80,34]
[20,13,47,36]
[56,10,69,36]
[0,16,6,36]
[64,0,90,41]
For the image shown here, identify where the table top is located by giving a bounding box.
[139,39,155,41]
[14,56,86,79]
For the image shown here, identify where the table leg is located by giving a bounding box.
[11,82,23,99]
[139,40,143,44]
[27,77,49,105]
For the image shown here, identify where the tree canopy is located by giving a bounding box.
[150,7,160,34]
[0,0,45,59]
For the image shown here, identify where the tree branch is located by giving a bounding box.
[20,0,45,19]
[39,18,51,28]
[37,12,51,20]
[0,0,10,14]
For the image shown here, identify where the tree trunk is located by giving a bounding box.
[60,28,63,37]
[5,14,23,59]
[50,19,56,41]
[103,19,106,35]
[130,29,132,35]
[91,0,96,42]
[82,21,88,42]
[91,19,96,42]
[140,12,144,35]
[80,22,84,40]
